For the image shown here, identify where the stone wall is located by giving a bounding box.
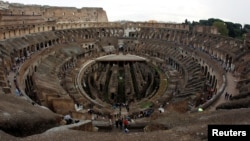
[51,98,75,115]
[0,0,249,117]
[0,14,45,26]
[4,3,108,23]
[193,25,218,34]
[0,1,108,40]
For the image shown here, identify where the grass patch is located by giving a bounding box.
[140,101,153,109]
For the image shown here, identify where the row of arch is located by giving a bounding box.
[0,21,189,40]
[54,27,242,73]
[123,39,222,95]
[5,25,239,108]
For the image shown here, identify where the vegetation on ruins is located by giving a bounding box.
[212,21,229,36]
[185,18,250,39]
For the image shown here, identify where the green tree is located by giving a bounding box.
[199,18,223,26]
[225,22,243,38]
[213,21,229,36]
[243,24,250,33]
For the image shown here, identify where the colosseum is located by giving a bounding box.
[0,1,250,141]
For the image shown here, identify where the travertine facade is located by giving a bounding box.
[0,1,108,40]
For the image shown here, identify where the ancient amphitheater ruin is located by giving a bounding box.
[0,1,250,141]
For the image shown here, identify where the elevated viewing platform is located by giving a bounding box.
[95,53,147,62]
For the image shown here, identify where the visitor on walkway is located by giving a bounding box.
[64,114,73,124]
[123,118,129,129]
[8,80,11,88]
[124,128,129,133]
[115,118,119,128]
[118,118,123,129]
[225,92,229,100]
[229,94,233,100]
[15,88,20,96]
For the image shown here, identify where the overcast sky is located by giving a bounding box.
[4,0,250,25]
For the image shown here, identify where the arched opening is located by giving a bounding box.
[23,48,27,58]
[212,75,216,88]
[36,44,40,51]
[100,84,103,91]
[40,42,44,48]
[204,66,208,76]
[214,80,217,89]
[111,93,115,100]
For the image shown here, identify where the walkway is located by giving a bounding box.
[7,71,17,96]
[112,106,129,118]
[208,72,239,111]
[7,64,33,102]
[6,47,54,101]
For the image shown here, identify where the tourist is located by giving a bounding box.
[229,94,233,100]
[118,118,123,129]
[123,118,129,129]
[8,80,11,88]
[225,92,229,100]
[15,88,20,96]
[64,114,73,124]
[115,118,119,128]
[124,128,129,133]
[14,76,17,84]
[109,117,112,126]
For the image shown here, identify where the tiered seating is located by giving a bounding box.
[0,22,248,116]
[32,45,88,114]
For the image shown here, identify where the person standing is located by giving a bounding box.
[64,114,73,124]
[118,118,123,129]
[123,118,128,129]
[229,94,233,100]
[124,128,129,133]
[115,118,119,128]
[225,92,229,100]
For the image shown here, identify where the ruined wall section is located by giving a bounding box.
[4,3,108,23]
[43,7,108,23]
[0,14,45,26]
[192,25,218,34]
[0,2,108,39]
